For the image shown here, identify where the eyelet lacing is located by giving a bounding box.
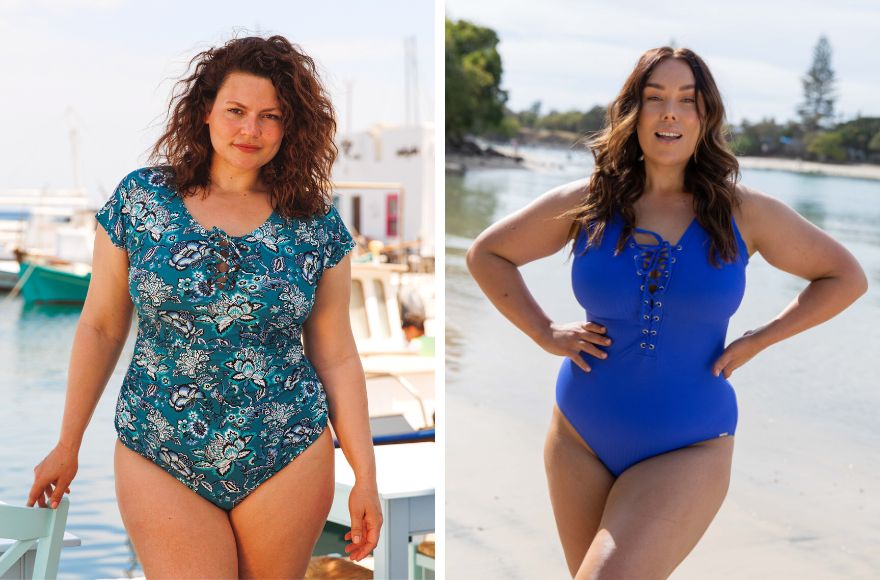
[630,228,679,354]
[208,228,242,291]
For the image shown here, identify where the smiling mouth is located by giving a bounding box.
[655,131,682,141]
[234,144,261,152]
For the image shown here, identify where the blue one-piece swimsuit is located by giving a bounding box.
[95,167,355,510]
[556,209,749,477]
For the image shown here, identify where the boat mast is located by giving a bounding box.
[65,107,80,189]
[404,36,420,126]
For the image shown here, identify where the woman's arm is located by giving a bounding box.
[28,227,134,508]
[303,254,381,562]
[466,179,611,372]
[712,185,869,378]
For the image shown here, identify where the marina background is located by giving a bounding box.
[0,0,435,195]
[0,1,437,578]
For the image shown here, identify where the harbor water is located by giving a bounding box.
[0,304,143,579]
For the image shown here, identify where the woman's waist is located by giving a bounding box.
[120,360,326,408]
[132,333,306,359]
[122,346,321,390]
[133,317,304,350]
[585,317,726,354]
[557,356,736,401]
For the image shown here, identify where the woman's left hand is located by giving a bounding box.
[344,480,383,562]
[712,329,766,379]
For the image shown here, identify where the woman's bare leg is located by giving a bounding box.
[577,436,734,580]
[228,429,335,579]
[545,406,616,576]
[114,439,238,579]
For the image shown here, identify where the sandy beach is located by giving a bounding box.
[737,156,880,181]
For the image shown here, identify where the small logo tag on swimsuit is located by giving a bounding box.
[718,432,729,437]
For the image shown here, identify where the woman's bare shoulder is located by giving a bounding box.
[734,181,823,258]
[544,178,590,208]
[469,178,591,267]
[732,182,777,256]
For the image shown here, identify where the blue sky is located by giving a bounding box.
[0,0,434,196]
[447,0,879,127]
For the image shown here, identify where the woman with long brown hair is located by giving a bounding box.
[467,46,867,578]
[27,35,382,577]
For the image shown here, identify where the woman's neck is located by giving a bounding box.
[208,157,264,195]
[642,161,687,200]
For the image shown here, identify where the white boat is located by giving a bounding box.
[0,188,96,292]
[350,261,435,436]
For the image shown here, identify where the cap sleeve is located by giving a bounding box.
[322,204,356,270]
[95,177,129,249]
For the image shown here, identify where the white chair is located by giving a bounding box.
[0,497,70,579]
[409,539,435,579]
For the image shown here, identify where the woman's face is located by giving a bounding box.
[205,71,284,177]
[636,58,702,167]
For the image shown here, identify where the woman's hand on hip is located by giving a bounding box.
[344,479,383,562]
[27,442,78,509]
[713,329,765,379]
[537,321,611,373]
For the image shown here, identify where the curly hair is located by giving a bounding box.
[565,46,742,267]
[149,34,337,218]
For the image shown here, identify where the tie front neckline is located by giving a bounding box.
[629,216,696,250]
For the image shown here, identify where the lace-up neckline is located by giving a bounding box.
[625,217,697,356]
[628,217,697,249]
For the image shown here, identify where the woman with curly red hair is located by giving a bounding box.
[27,35,382,577]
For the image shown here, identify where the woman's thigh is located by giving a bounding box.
[578,436,735,580]
[114,439,238,579]
[228,428,336,579]
[545,405,616,576]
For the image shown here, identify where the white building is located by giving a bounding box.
[332,123,434,256]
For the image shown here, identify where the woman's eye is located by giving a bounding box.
[227,108,242,114]
[263,114,281,120]
[647,96,661,101]
[682,98,695,103]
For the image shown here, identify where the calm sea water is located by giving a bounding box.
[446,148,879,578]
[0,303,142,579]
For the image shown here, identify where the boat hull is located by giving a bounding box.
[17,262,90,304]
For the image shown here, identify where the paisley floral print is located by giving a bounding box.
[97,167,355,510]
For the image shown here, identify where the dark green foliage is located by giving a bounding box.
[445,18,509,144]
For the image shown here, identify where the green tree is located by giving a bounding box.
[516,101,542,129]
[734,118,783,155]
[534,105,606,134]
[581,105,607,135]
[730,132,759,156]
[798,35,836,131]
[806,131,846,162]
[445,18,509,144]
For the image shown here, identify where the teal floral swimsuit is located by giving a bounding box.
[95,167,355,510]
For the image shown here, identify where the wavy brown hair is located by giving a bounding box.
[566,46,742,267]
[149,34,337,218]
